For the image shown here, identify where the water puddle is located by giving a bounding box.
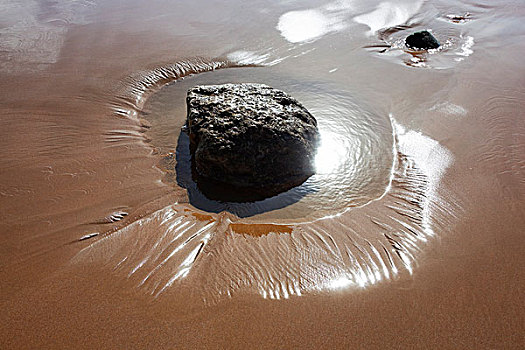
[73,59,459,301]
[139,66,393,221]
[357,1,480,69]
[74,109,458,301]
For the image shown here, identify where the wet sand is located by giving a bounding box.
[1,0,524,348]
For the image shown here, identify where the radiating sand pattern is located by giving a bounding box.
[74,63,459,301]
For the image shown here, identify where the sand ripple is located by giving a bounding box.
[73,65,459,301]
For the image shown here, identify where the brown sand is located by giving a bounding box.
[1,0,524,348]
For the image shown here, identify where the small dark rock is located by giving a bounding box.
[185,83,319,201]
[405,30,440,50]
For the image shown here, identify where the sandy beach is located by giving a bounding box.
[1,0,524,348]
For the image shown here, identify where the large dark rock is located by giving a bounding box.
[405,30,440,50]
[185,83,319,201]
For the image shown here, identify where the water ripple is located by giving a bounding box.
[73,113,459,302]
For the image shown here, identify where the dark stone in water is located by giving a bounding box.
[185,83,319,202]
[405,30,440,50]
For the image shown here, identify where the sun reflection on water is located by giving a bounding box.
[314,129,347,174]
[328,275,354,289]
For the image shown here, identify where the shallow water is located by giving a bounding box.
[143,67,394,220]
[1,0,524,348]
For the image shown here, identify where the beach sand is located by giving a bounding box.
[1,0,524,348]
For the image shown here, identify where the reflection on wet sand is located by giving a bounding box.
[74,69,459,300]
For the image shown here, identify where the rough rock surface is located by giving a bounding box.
[405,30,440,50]
[185,83,319,201]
